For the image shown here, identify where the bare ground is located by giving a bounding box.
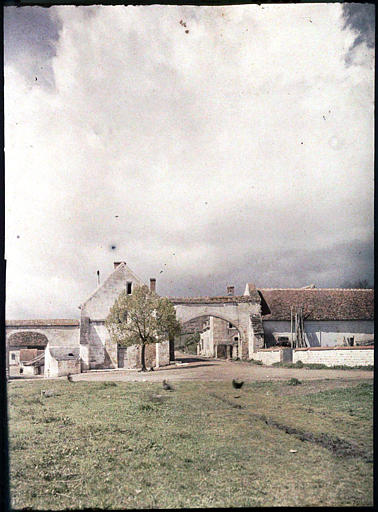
[65,352,373,385]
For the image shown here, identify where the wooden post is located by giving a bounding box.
[290,306,293,348]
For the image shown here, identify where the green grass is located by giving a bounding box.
[7,379,373,508]
[272,361,374,370]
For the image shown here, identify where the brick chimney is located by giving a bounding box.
[150,278,156,293]
[114,261,125,269]
[227,285,235,296]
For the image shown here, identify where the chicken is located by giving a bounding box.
[162,379,173,391]
[232,379,244,389]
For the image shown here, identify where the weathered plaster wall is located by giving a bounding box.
[80,264,144,320]
[252,348,293,365]
[293,346,374,367]
[263,320,374,347]
[6,325,79,348]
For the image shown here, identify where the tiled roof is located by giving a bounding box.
[49,347,80,361]
[8,331,49,347]
[6,319,79,327]
[168,295,259,305]
[259,288,374,321]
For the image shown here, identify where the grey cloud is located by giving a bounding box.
[4,5,374,318]
[4,6,62,89]
[342,3,375,66]
[161,237,374,297]
[342,3,375,49]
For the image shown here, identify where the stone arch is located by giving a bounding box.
[176,309,246,359]
[8,331,49,348]
[174,305,245,334]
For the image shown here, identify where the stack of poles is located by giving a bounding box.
[290,306,307,348]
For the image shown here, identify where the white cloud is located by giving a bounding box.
[5,4,374,318]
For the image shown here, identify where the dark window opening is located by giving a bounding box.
[277,336,289,341]
[68,353,74,357]
[228,322,233,328]
[19,368,23,374]
[126,282,132,294]
[11,354,16,360]
[234,336,239,341]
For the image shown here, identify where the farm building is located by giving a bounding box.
[6,320,79,377]
[194,284,374,363]
[5,262,375,376]
[44,346,81,378]
[259,287,374,348]
[79,261,171,371]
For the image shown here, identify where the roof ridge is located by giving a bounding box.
[258,288,373,291]
[79,262,146,308]
[6,319,79,325]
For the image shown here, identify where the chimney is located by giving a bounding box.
[114,261,125,269]
[97,270,100,286]
[150,278,156,293]
[227,285,235,296]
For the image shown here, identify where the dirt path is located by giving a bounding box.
[69,352,374,383]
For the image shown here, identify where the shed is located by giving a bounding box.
[45,346,81,378]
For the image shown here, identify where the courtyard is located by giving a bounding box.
[61,352,373,383]
[7,356,373,508]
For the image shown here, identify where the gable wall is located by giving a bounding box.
[81,265,144,320]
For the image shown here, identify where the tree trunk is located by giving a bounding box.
[140,343,147,371]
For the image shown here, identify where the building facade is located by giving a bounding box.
[5,264,374,376]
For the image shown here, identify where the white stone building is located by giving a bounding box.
[5,264,374,376]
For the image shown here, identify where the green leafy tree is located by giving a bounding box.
[341,279,372,289]
[106,285,181,371]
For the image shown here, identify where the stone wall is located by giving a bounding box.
[157,341,170,367]
[293,346,374,367]
[6,324,80,349]
[55,359,81,377]
[200,326,213,357]
[252,348,292,365]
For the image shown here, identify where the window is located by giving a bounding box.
[11,354,16,360]
[234,336,239,342]
[277,336,289,342]
[126,282,132,294]
[228,322,233,328]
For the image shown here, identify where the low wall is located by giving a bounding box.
[56,359,81,377]
[252,347,293,365]
[293,346,374,367]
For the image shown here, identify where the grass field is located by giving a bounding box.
[8,378,373,508]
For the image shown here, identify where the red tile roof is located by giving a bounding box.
[168,295,259,305]
[259,288,374,321]
[6,319,79,327]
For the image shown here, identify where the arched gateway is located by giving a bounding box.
[169,288,265,360]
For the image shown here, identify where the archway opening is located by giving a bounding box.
[176,315,242,360]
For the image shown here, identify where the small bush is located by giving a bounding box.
[42,415,61,423]
[250,359,263,365]
[287,377,302,386]
[137,403,156,412]
[295,360,304,368]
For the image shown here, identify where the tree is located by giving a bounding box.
[341,279,372,289]
[106,285,181,371]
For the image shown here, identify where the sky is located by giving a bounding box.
[4,3,375,319]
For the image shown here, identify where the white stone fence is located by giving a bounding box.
[252,347,292,365]
[293,346,374,367]
[253,345,374,367]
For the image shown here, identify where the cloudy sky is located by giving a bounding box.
[4,3,374,319]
